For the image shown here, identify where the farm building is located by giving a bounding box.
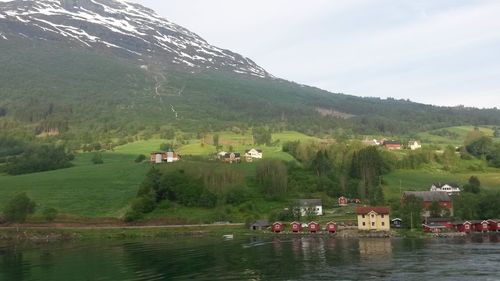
[296,199,323,216]
[250,220,270,231]
[383,140,401,150]
[221,152,241,163]
[408,140,422,150]
[338,196,348,206]
[402,191,454,217]
[244,148,263,162]
[356,206,390,231]
[430,183,460,195]
[150,150,180,164]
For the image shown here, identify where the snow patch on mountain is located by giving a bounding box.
[0,0,269,78]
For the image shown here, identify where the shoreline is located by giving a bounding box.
[0,224,495,243]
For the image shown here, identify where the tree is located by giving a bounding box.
[400,195,423,229]
[252,127,272,146]
[429,201,443,218]
[466,136,493,158]
[3,193,36,223]
[213,134,220,148]
[311,150,331,177]
[463,176,481,194]
[256,159,288,199]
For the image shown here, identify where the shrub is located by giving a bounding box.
[130,195,156,214]
[42,207,58,221]
[3,193,36,223]
[91,153,104,164]
[135,154,146,163]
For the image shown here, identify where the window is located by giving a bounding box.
[362,222,366,226]
[382,222,385,226]
[362,215,365,218]
[381,214,384,218]
[371,222,375,226]
[371,214,374,218]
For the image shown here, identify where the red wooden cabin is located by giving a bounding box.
[455,221,472,233]
[272,222,284,233]
[488,219,500,232]
[290,221,302,233]
[338,196,348,206]
[326,221,337,233]
[472,220,489,232]
[308,221,320,233]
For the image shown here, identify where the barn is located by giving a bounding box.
[290,221,302,233]
[338,196,348,206]
[308,221,320,233]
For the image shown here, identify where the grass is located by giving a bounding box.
[0,131,312,219]
[383,168,500,200]
[418,125,496,147]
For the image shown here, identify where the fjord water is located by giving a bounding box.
[1,235,499,281]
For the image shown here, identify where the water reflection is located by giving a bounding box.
[0,235,498,281]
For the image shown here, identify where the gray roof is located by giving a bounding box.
[251,220,270,227]
[297,199,322,206]
[403,191,451,202]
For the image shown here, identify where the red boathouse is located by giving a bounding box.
[272,222,284,233]
[472,220,489,232]
[488,219,500,232]
[308,221,320,233]
[290,221,302,233]
[326,221,337,233]
[454,221,472,233]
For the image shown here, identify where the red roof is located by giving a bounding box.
[356,206,390,215]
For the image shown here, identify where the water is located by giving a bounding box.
[0,235,499,281]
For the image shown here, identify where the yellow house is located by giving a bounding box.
[356,206,390,231]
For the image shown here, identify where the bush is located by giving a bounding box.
[135,154,146,163]
[42,207,58,221]
[130,195,156,214]
[123,209,143,222]
[91,153,104,164]
[3,193,36,223]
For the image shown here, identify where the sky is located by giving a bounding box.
[133,0,500,109]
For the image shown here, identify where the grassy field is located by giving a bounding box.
[0,131,315,219]
[383,168,500,200]
[417,125,496,147]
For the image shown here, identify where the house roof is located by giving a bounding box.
[356,206,390,215]
[408,140,421,145]
[403,191,451,202]
[297,199,322,206]
[431,182,459,188]
[251,220,270,227]
[383,140,401,145]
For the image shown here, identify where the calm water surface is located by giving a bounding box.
[0,235,499,281]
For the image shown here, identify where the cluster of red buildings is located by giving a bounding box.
[272,221,337,234]
[422,218,500,233]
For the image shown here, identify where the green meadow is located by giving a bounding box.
[0,131,315,219]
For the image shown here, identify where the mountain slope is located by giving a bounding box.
[0,0,267,77]
[1,0,500,142]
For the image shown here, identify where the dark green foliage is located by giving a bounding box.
[494,127,500,138]
[256,159,288,199]
[212,134,219,147]
[466,136,493,158]
[463,176,481,194]
[5,144,73,175]
[350,146,391,199]
[311,150,331,177]
[130,195,156,214]
[2,193,36,223]
[91,153,104,164]
[42,207,58,222]
[135,154,146,163]
[400,195,423,229]
[429,201,443,218]
[454,191,500,220]
[252,127,272,146]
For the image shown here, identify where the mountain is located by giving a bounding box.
[0,0,268,77]
[1,0,500,143]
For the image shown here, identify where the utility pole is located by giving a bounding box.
[410,211,414,232]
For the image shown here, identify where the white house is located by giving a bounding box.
[408,140,422,150]
[430,183,460,195]
[244,148,263,162]
[297,199,323,216]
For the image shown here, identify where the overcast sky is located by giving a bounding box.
[133,0,500,108]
